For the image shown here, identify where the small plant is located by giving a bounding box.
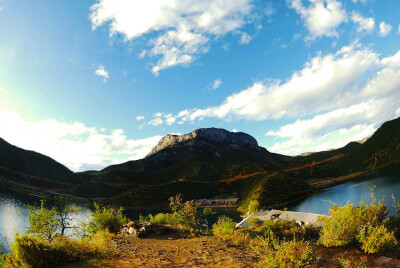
[338,257,369,268]
[212,216,236,241]
[358,225,398,254]
[87,203,127,234]
[247,200,260,213]
[254,235,314,268]
[319,187,388,247]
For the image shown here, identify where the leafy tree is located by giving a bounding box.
[26,200,83,240]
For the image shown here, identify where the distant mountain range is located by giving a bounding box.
[1,117,400,210]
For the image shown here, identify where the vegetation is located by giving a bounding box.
[140,194,215,234]
[0,200,123,268]
[254,236,314,268]
[86,203,126,235]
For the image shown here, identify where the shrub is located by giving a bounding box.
[256,219,320,242]
[212,216,236,241]
[319,197,388,247]
[87,203,127,234]
[247,200,260,213]
[358,225,398,254]
[254,236,314,268]
[385,216,400,241]
[4,231,113,268]
[338,258,369,268]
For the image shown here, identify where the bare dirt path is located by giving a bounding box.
[101,234,259,268]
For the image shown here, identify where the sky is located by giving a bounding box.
[0,0,399,172]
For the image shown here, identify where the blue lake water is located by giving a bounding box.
[290,170,400,215]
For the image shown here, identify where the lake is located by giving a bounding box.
[290,167,400,215]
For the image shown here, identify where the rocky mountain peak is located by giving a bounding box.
[146,127,258,157]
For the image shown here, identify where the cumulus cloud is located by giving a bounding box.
[379,21,392,36]
[90,0,254,75]
[212,79,222,90]
[95,65,109,82]
[136,115,144,121]
[148,117,163,126]
[288,0,348,40]
[148,43,400,155]
[0,110,162,171]
[156,43,379,123]
[351,12,374,34]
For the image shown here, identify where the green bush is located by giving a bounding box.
[3,231,112,268]
[257,219,320,242]
[358,225,398,254]
[338,258,369,268]
[247,200,260,213]
[319,199,388,247]
[254,236,314,268]
[212,216,236,241]
[87,203,126,234]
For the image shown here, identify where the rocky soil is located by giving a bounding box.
[102,234,259,267]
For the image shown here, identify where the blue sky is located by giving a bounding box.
[0,0,399,171]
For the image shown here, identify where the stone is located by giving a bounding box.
[128,227,136,235]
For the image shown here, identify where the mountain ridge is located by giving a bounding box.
[146,127,259,157]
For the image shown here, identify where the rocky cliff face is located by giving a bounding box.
[146,128,258,157]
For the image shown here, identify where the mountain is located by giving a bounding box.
[1,117,400,210]
[0,138,81,189]
[283,117,400,180]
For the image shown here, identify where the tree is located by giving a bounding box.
[26,200,82,240]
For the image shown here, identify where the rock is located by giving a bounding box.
[128,227,137,235]
[127,221,139,228]
[146,128,258,157]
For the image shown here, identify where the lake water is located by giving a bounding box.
[290,168,400,215]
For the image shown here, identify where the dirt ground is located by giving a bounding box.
[100,234,258,268]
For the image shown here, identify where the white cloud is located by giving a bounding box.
[95,65,109,82]
[351,12,374,34]
[150,43,400,154]
[288,0,348,40]
[379,21,392,37]
[161,43,379,123]
[239,32,252,44]
[148,117,163,126]
[90,0,254,75]
[0,110,162,171]
[136,115,144,121]
[212,79,222,90]
[397,24,400,34]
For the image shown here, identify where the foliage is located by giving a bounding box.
[254,235,314,268]
[87,203,126,235]
[247,200,260,213]
[142,194,215,234]
[26,200,83,240]
[26,201,59,240]
[2,231,112,268]
[319,189,388,247]
[358,225,398,254]
[251,219,320,242]
[338,258,369,268]
[212,216,236,241]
